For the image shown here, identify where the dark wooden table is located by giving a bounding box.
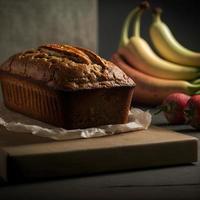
[0,110,200,200]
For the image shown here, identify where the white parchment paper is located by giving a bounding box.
[0,101,151,140]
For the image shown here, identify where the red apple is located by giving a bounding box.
[161,93,190,124]
[185,95,200,129]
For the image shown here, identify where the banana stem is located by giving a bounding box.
[194,90,200,95]
[119,7,139,47]
[152,7,162,23]
[119,1,149,47]
[132,4,149,37]
[188,83,200,94]
[132,10,143,37]
[191,78,200,84]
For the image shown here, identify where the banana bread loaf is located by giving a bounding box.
[0,44,135,129]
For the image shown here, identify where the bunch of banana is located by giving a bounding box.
[112,1,200,106]
[150,8,200,66]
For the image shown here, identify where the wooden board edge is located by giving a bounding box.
[3,137,198,182]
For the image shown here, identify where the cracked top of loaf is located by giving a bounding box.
[0,44,135,90]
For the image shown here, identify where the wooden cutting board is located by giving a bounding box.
[0,125,198,183]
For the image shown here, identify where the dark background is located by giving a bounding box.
[1,0,200,61]
[0,0,97,63]
[1,1,200,200]
[99,0,200,59]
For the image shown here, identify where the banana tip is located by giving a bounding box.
[153,7,163,15]
[140,1,150,10]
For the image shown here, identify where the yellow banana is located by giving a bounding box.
[119,3,141,48]
[150,8,200,66]
[119,3,200,80]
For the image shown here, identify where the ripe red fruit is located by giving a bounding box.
[185,95,200,129]
[160,93,190,124]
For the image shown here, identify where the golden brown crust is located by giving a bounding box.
[0,44,135,90]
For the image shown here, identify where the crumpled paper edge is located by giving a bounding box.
[0,105,151,140]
